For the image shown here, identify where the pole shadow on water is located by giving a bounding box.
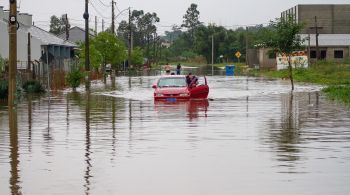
[8,108,22,195]
[84,91,92,195]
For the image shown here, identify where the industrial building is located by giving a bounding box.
[249,4,350,69]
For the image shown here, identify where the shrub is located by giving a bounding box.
[65,69,85,90]
[0,80,8,99]
[22,80,45,93]
[323,85,350,105]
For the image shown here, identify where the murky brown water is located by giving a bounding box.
[1,76,350,195]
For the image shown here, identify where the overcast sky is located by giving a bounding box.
[0,0,349,34]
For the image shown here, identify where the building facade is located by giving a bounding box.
[281,4,350,63]
[0,6,76,72]
[282,4,350,34]
[58,26,95,44]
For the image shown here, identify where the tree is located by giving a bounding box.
[93,32,127,70]
[49,15,65,35]
[182,3,201,30]
[117,10,159,61]
[0,55,5,72]
[182,3,201,39]
[265,15,304,90]
[131,47,144,66]
[79,43,103,71]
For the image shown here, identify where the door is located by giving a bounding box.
[189,76,209,98]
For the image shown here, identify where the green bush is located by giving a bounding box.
[65,69,85,89]
[0,80,8,99]
[22,80,45,93]
[323,85,350,105]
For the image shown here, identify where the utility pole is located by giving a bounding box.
[62,14,70,41]
[245,26,249,66]
[310,16,323,62]
[8,0,17,108]
[27,32,31,71]
[102,19,105,32]
[111,0,115,35]
[84,0,90,90]
[128,7,132,67]
[211,35,214,76]
[153,33,157,64]
[308,33,311,66]
[95,16,98,36]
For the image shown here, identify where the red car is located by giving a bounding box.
[152,75,209,101]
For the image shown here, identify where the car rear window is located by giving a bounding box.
[158,77,187,88]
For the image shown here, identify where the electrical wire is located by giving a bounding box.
[89,0,109,19]
[96,0,111,7]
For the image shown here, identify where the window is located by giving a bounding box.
[320,50,327,59]
[334,50,344,59]
[310,51,316,58]
[158,77,187,88]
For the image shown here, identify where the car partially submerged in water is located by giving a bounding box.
[152,75,209,101]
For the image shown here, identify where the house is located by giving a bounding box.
[58,26,95,44]
[283,4,350,63]
[300,34,350,62]
[248,4,350,70]
[0,6,77,72]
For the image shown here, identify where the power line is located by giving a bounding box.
[96,0,111,7]
[89,0,109,19]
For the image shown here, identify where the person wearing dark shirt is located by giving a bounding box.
[186,72,198,88]
[176,64,182,75]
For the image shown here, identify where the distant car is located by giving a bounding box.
[152,75,209,101]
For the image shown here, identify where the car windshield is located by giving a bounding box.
[158,77,187,88]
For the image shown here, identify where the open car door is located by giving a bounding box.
[189,76,209,99]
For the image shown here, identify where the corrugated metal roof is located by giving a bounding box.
[19,24,77,47]
[300,34,350,47]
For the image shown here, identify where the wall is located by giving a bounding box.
[258,48,276,70]
[0,21,43,65]
[297,5,350,34]
[247,49,259,68]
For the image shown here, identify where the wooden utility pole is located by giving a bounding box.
[84,0,90,90]
[211,35,214,76]
[95,16,98,36]
[27,32,31,71]
[8,0,17,108]
[128,7,132,67]
[62,14,70,41]
[111,0,115,34]
[310,16,323,61]
[245,26,249,66]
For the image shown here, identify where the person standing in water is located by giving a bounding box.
[176,63,182,75]
[164,63,171,75]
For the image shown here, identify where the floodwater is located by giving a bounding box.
[1,76,350,195]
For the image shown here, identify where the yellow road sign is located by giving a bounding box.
[235,51,241,59]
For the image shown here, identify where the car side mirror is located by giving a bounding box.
[152,84,157,89]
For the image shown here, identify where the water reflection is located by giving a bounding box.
[27,95,33,153]
[154,99,209,120]
[1,76,350,195]
[8,108,21,195]
[265,93,302,167]
[84,91,92,195]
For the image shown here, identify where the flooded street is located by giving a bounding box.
[1,76,350,195]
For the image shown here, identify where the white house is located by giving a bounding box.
[0,6,76,71]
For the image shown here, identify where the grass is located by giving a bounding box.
[257,60,350,105]
[322,85,350,105]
